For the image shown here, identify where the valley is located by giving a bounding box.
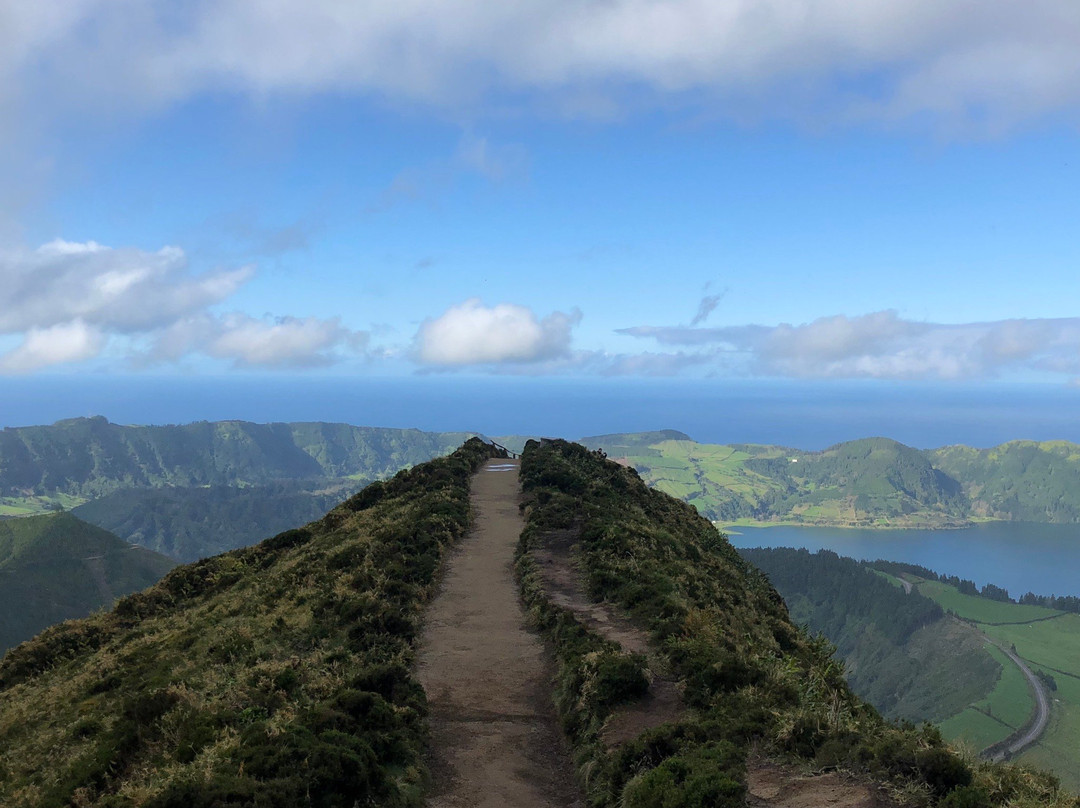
[2,423,1080,803]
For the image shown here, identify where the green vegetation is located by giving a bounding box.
[971,645,1033,730]
[740,548,1000,725]
[930,442,1080,523]
[0,417,477,560]
[0,513,175,655]
[71,481,353,562]
[581,432,1080,526]
[0,417,475,499]
[912,579,1080,791]
[0,438,503,807]
[917,581,1061,625]
[516,439,1069,807]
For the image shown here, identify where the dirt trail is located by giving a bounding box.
[531,528,684,745]
[417,459,583,808]
[747,762,893,808]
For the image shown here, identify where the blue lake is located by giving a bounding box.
[727,522,1080,599]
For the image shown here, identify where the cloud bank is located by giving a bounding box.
[620,310,1080,381]
[4,2,1080,132]
[0,240,367,372]
[415,298,580,366]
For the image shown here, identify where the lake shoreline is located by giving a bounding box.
[726,521,1080,600]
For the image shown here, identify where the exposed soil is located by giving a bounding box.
[747,762,894,808]
[417,459,583,808]
[530,527,685,745]
[81,555,114,603]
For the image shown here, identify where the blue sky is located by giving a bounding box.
[2,2,1080,384]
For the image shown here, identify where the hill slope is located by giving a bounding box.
[0,417,478,560]
[738,549,1002,725]
[0,416,475,501]
[930,441,1080,522]
[71,482,349,562]
[515,439,1070,807]
[0,513,175,654]
[0,438,1071,807]
[0,438,502,807]
[582,432,1080,526]
[581,434,969,526]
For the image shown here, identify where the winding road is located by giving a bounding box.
[987,639,1051,761]
[899,576,1050,760]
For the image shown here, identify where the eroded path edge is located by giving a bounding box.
[416,458,582,808]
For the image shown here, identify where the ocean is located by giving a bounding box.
[3,375,1080,450]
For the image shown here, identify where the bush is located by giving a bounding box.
[621,743,746,808]
[586,651,650,709]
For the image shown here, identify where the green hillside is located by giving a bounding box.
[739,548,1000,726]
[0,513,175,654]
[0,417,477,561]
[739,546,1080,791]
[581,432,1080,526]
[581,434,969,526]
[516,439,1069,807]
[0,416,475,502]
[72,482,353,562]
[911,575,1080,790]
[0,438,1069,807]
[0,438,502,807]
[930,441,1080,522]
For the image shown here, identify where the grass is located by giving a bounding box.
[915,579,1080,792]
[915,581,1061,624]
[971,644,1034,730]
[514,439,1071,808]
[0,438,504,807]
[984,614,1080,674]
[940,708,1014,753]
[870,570,907,589]
[1019,671,1080,792]
[0,493,88,517]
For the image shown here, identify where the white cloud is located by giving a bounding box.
[3,2,1080,133]
[0,319,105,373]
[619,310,1080,381]
[416,298,580,366]
[153,312,368,369]
[0,238,370,372]
[0,240,251,333]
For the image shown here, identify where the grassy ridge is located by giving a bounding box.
[71,482,353,562]
[0,417,478,561]
[930,442,1080,522]
[516,440,1067,807]
[0,417,474,504]
[0,438,502,807]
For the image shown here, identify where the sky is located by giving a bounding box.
[2,2,1080,389]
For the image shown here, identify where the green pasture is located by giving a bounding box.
[1018,669,1080,792]
[916,580,1061,624]
[983,614,1080,675]
[972,643,1034,729]
[939,707,1012,753]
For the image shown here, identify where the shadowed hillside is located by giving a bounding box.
[0,417,479,560]
[0,513,175,655]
